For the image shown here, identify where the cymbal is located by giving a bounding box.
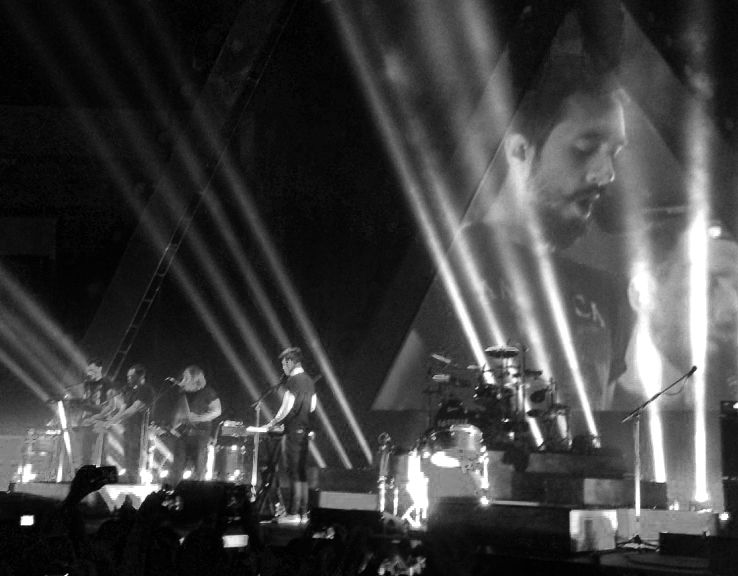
[485,345,519,358]
[431,374,471,388]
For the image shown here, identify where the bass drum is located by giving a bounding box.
[427,424,484,468]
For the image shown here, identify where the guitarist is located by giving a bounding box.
[76,359,122,468]
[169,365,221,483]
[97,364,155,483]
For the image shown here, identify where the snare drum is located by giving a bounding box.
[427,424,484,468]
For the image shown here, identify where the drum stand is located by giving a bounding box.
[399,449,428,528]
[377,433,393,514]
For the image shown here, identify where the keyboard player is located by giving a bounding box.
[264,347,316,524]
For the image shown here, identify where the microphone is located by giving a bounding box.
[165,377,179,385]
[430,353,452,365]
[687,365,698,377]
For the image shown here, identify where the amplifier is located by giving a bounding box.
[309,490,378,511]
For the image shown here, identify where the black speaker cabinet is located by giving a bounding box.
[721,402,738,479]
[724,480,738,517]
[174,480,251,524]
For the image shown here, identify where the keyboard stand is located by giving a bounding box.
[254,434,285,519]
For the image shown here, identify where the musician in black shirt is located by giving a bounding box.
[102,364,155,483]
[168,365,221,483]
[76,359,122,467]
[266,347,316,523]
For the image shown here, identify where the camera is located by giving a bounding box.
[160,489,183,512]
[95,465,119,485]
[19,514,34,527]
[222,532,249,548]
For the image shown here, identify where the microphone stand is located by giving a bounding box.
[249,383,281,499]
[620,366,697,546]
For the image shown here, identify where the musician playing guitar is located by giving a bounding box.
[95,364,155,483]
[168,365,221,483]
[76,359,124,468]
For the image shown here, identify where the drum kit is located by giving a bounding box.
[419,344,573,470]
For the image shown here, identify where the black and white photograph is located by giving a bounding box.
[1,1,738,574]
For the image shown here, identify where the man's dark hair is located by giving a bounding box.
[128,364,146,380]
[279,347,303,365]
[511,55,626,155]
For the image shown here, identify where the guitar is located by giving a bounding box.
[80,391,125,466]
[149,421,189,439]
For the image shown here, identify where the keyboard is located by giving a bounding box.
[245,425,283,435]
[220,421,250,437]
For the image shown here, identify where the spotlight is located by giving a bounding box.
[139,469,153,485]
[707,220,730,239]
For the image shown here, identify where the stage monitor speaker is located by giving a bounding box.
[659,532,708,558]
[709,535,738,576]
[720,404,738,479]
[173,480,252,525]
[308,507,382,534]
[428,497,617,553]
[317,468,377,493]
